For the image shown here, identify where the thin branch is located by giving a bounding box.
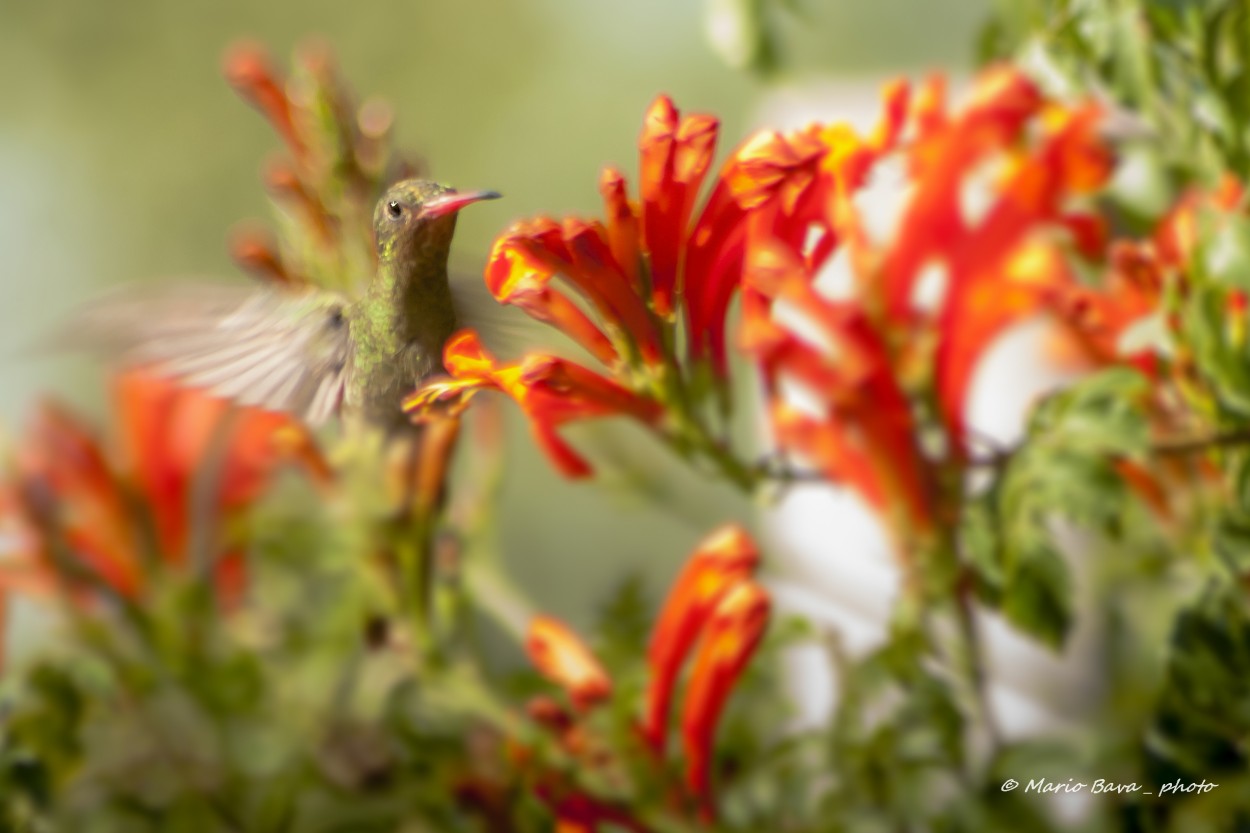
[1150,427,1250,457]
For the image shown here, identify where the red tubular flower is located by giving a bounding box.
[641,524,759,752]
[1048,178,1245,372]
[931,102,1112,450]
[599,168,643,294]
[117,370,330,560]
[642,527,770,821]
[694,85,912,376]
[526,615,613,711]
[487,217,662,366]
[742,242,935,528]
[0,371,330,608]
[473,95,776,383]
[222,42,306,162]
[405,331,662,478]
[517,529,770,826]
[865,69,1112,453]
[639,97,720,318]
[9,402,142,598]
[228,225,298,286]
[680,580,771,819]
[735,66,1118,496]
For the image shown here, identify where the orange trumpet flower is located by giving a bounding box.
[0,370,330,607]
[406,331,663,478]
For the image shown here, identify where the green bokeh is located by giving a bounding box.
[0,0,986,628]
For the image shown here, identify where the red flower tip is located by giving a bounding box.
[261,156,302,196]
[963,64,1044,127]
[221,41,278,96]
[222,42,305,160]
[639,95,680,152]
[228,226,295,286]
[599,167,643,294]
[640,95,721,317]
[485,231,620,368]
[526,615,613,711]
[871,78,911,150]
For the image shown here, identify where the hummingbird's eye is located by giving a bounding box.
[387,201,403,219]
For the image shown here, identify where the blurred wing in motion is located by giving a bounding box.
[65,285,353,426]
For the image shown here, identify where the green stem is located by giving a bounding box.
[459,539,533,643]
[953,566,1002,749]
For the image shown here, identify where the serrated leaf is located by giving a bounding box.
[1001,543,1072,650]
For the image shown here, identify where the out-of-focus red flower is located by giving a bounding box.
[642,524,759,752]
[740,68,1113,465]
[526,615,613,710]
[742,242,936,529]
[518,526,770,824]
[680,580,770,819]
[642,525,770,821]
[0,370,330,608]
[228,225,299,287]
[721,65,1123,543]
[405,331,663,478]
[6,401,143,599]
[117,370,330,557]
[223,42,306,162]
[538,787,652,833]
[1048,175,1246,372]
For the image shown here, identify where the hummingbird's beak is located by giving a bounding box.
[423,189,502,219]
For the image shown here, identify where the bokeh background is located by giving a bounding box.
[0,0,987,632]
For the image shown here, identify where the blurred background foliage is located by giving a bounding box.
[0,0,987,629]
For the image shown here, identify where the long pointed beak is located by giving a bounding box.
[423,189,502,219]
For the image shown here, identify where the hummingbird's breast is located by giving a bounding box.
[343,295,454,430]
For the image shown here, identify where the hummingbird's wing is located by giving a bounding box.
[66,284,353,426]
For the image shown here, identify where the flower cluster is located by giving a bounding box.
[223,42,415,293]
[408,67,1122,536]
[0,371,328,618]
[406,95,778,484]
[520,525,770,827]
[1051,175,1246,371]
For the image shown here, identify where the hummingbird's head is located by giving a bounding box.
[373,178,501,267]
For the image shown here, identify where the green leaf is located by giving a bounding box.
[1145,582,1250,784]
[966,369,1155,648]
[1000,542,1071,650]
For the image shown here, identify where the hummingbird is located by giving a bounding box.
[75,179,500,433]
